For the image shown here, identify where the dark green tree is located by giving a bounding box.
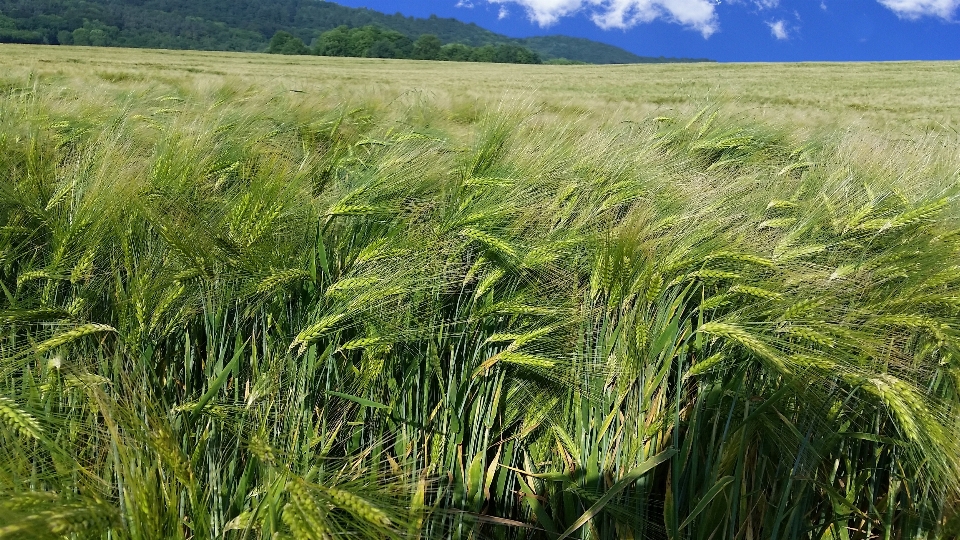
[267,30,308,55]
[391,34,414,58]
[0,29,43,43]
[71,26,90,45]
[439,42,471,62]
[367,38,396,58]
[469,44,495,63]
[313,25,351,56]
[345,25,380,56]
[0,14,44,43]
[68,19,116,47]
[412,33,441,60]
[492,43,541,64]
[315,25,413,58]
[379,28,413,58]
[88,28,106,46]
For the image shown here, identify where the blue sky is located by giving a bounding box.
[331,0,960,61]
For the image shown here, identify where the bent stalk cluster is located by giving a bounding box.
[1,78,959,539]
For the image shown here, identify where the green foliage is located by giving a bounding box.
[313,25,414,59]
[440,42,473,62]
[0,11,42,43]
[267,30,308,55]
[544,57,589,65]
[0,71,957,540]
[311,25,541,64]
[69,18,116,47]
[519,35,713,64]
[412,33,442,60]
[0,27,42,43]
[0,0,709,63]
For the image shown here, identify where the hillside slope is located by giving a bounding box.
[0,0,712,63]
[518,35,711,64]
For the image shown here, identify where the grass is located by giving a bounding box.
[5,44,960,138]
[1,44,960,539]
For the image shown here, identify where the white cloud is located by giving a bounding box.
[487,0,719,36]
[486,0,581,25]
[456,0,475,7]
[877,0,959,18]
[723,0,778,10]
[499,5,511,18]
[767,19,789,39]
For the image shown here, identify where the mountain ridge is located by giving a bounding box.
[0,0,714,64]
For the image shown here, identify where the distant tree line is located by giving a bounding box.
[0,0,265,51]
[268,26,542,64]
[0,0,713,64]
[0,12,43,43]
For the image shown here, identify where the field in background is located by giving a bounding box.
[5,44,960,139]
[2,44,960,539]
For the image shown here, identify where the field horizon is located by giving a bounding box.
[5,44,960,138]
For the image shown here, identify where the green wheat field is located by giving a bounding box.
[2,44,960,539]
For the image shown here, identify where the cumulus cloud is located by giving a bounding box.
[877,0,959,18]
[485,0,581,25]
[487,0,719,36]
[767,19,789,39]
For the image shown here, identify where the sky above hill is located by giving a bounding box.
[332,0,960,61]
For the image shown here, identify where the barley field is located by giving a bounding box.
[2,44,960,539]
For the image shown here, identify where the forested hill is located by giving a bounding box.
[0,0,712,64]
[516,35,708,65]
